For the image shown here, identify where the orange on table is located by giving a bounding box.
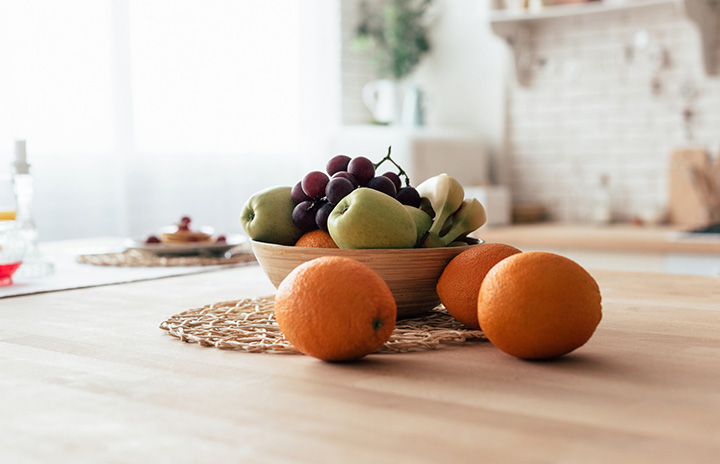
[274,256,396,361]
[477,251,602,360]
[295,230,338,248]
[436,243,521,328]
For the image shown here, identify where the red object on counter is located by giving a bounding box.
[0,262,22,286]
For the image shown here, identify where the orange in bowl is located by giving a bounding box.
[295,230,338,248]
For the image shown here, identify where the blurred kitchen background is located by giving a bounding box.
[1,0,719,244]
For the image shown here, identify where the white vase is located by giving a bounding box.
[362,79,404,125]
[401,83,425,127]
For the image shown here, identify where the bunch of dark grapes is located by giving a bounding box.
[291,154,422,232]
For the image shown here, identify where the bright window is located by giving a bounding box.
[0,0,340,239]
[0,0,339,156]
[128,0,324,155]
[0,0,116,155]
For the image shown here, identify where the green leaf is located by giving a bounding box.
[354,0,433,79]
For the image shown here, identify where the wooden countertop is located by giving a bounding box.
[2,264,720,462]
[476,223,720,254]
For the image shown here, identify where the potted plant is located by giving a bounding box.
[354,0,433,125]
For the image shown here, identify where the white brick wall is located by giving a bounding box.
[508,3,719,222]
[339,0,376,125]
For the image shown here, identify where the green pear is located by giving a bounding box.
[328,188,416,249]
[404,205,433,245]
[240,186,304,245]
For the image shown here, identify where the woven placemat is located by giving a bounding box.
[77,249,256,267]
[159,296,486,354]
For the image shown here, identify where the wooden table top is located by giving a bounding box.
[477,223,720,255]
[1,263,719,463]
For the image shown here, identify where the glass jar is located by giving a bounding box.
[0,176,25,285]
[0,220,26,286]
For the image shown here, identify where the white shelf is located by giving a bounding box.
[489,0,719,86]
[490,0,677,24]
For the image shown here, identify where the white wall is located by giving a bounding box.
[506,3,719,222]
[340,0,509,184]
[412,0,508,185]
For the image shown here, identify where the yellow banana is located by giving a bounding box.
[415,173,464,237]
[439,198,486,246]
[421,231,445,248]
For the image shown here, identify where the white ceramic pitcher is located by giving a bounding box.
[362,79,403,125]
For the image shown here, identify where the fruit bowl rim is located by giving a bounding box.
[249,238,484,253]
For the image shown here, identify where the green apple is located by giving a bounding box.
[404,205,433,245]
[328,188,416,249]
[241,186,304,245]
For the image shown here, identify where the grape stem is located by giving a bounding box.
[373,146,411,187]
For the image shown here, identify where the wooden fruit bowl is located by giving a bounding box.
[250,240,481,319]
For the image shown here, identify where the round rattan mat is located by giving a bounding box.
[159,296,486,354]
[77,249,256,267]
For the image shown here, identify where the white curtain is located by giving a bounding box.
[0,0,341,240]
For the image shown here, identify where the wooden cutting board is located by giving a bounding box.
[668,148,711,228]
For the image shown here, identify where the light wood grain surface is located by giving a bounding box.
[477,223,720,254]
[1,263,719,463]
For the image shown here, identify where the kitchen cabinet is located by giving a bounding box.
[489,0,720,86]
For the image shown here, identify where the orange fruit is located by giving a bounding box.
[295,230,338,248]
[274,256,396,361]
[477,251,602,360]
[436,243,522,328]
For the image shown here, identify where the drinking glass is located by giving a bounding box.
[0,221,25,285]
[0,177,24,285]
[0,176,16,221]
